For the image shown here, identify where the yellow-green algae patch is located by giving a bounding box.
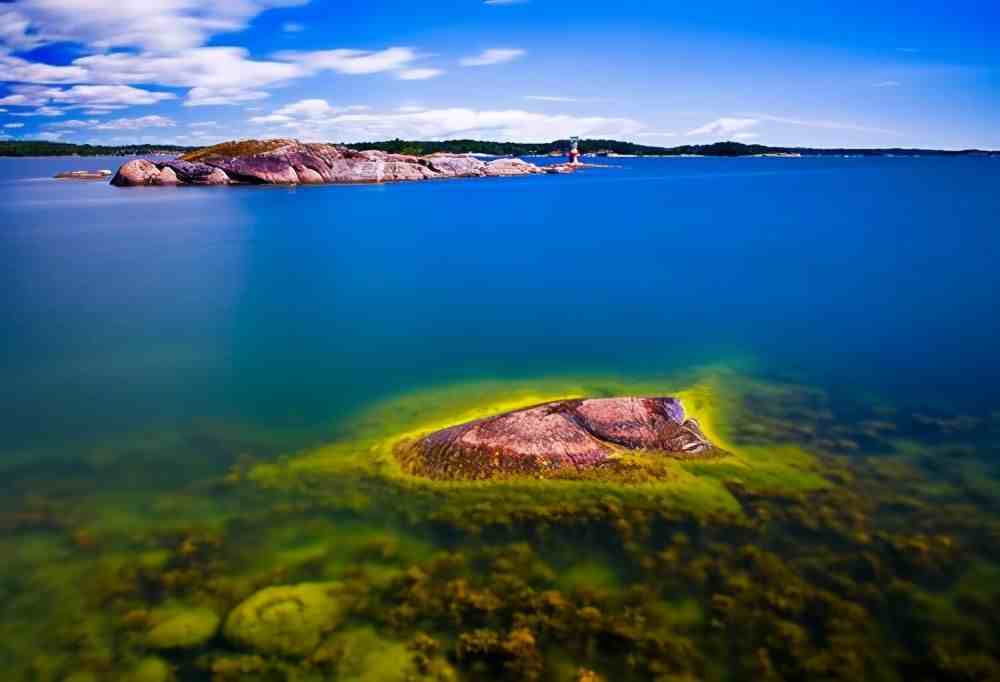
[249,369,830,523]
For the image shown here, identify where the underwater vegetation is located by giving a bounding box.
[1,368,999,681]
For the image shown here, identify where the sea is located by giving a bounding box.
[1,155,998,681]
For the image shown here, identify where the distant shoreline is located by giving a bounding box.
[2,139,996,159]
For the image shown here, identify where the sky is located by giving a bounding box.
[0,0,997,149]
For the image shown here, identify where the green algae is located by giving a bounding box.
[2,369,1000,681]
[223,582,346,656]
[249,369,830,525]
[144,605,220,649]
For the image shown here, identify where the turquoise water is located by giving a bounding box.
[2,155,1000,681]
[4,156,999,452]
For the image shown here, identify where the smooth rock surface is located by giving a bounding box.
[399,397,721,480]
[111,159,161,186]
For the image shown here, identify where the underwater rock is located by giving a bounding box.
[110,139,565,187]
[125,657,173,682]
[398,397,721,480]
[145,607,220,649]
[223,582,344,657]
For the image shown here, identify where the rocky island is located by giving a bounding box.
[110,138,583,187]
[396,396,724,480]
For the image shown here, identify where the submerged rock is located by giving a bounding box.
[398,397,722,480]
[110,138,566,187]
[223,582,344,657]
[145,607,220,649]
[125,657,172,682]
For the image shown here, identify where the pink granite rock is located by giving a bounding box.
[399,397,721,480]
[484,158,543,177]
[110,159,161,186]
[152,166,178,185]
[111,140,557,187]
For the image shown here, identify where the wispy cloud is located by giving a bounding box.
[484,0,529,5]
[282,22,305,33]
[733,132,759,140]
[244,102,642,143]
[754,114,898,135]
[460,48,526,67]
[3,122,24,128]
[93,115,175,130]
[687,117,758,136]
[0,1,311,52]
[397,68,444,80]
[874,80,901,87]
[0,84,176,110]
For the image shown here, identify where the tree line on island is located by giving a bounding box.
[1,138,994,158]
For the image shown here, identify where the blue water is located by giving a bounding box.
[3,154,1000,681]
[3,155,999,455]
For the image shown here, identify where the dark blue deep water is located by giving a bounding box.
[3,156,999,453]
[2,155,1000,682]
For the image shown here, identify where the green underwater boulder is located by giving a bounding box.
[145,606,220,649]
[223,582,345,657]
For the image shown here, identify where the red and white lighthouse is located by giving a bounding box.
[568,136,581,165]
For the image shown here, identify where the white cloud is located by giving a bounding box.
[10,106,65,117]
[397,68,443,80]
[874,80,901,87]
[524,95,580,103]
[272,99,370,118]
[79,48,300,89]
[253,106,642,143]
[249,113,293,125]
[186,87,270,107]
[36,131,65,141]
[282,22,305,33]
[754,114,898,135]
[93,115,176,130]
[484,0,529,5]
[460,48,526,67]
[687,117,759,136]
[4,123,24,128]
[635,131,676,138]
[47,119,98,129]
[733,132,759,140]
[0,1,309,52]
[0,84,175,108]
[189,121,219,128]
[277,47,417,75]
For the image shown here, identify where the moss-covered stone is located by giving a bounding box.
[125,657,172,682]
[144,606,220,650]
[223,582,344,657]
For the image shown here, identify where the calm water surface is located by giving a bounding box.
[1,156,999,681]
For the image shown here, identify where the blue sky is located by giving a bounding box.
[0,0,997,148]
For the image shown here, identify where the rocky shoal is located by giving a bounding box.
[110,139,583,187]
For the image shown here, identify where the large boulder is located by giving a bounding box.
[158,160,228,185]
[484,158,542,177]
[397,397,721,480]
[421,153,487,177]
[223,582,344,657]
[111,159,161,186]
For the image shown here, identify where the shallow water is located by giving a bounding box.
[1,156,998,681]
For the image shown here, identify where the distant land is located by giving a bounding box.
[1,138,996,158]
